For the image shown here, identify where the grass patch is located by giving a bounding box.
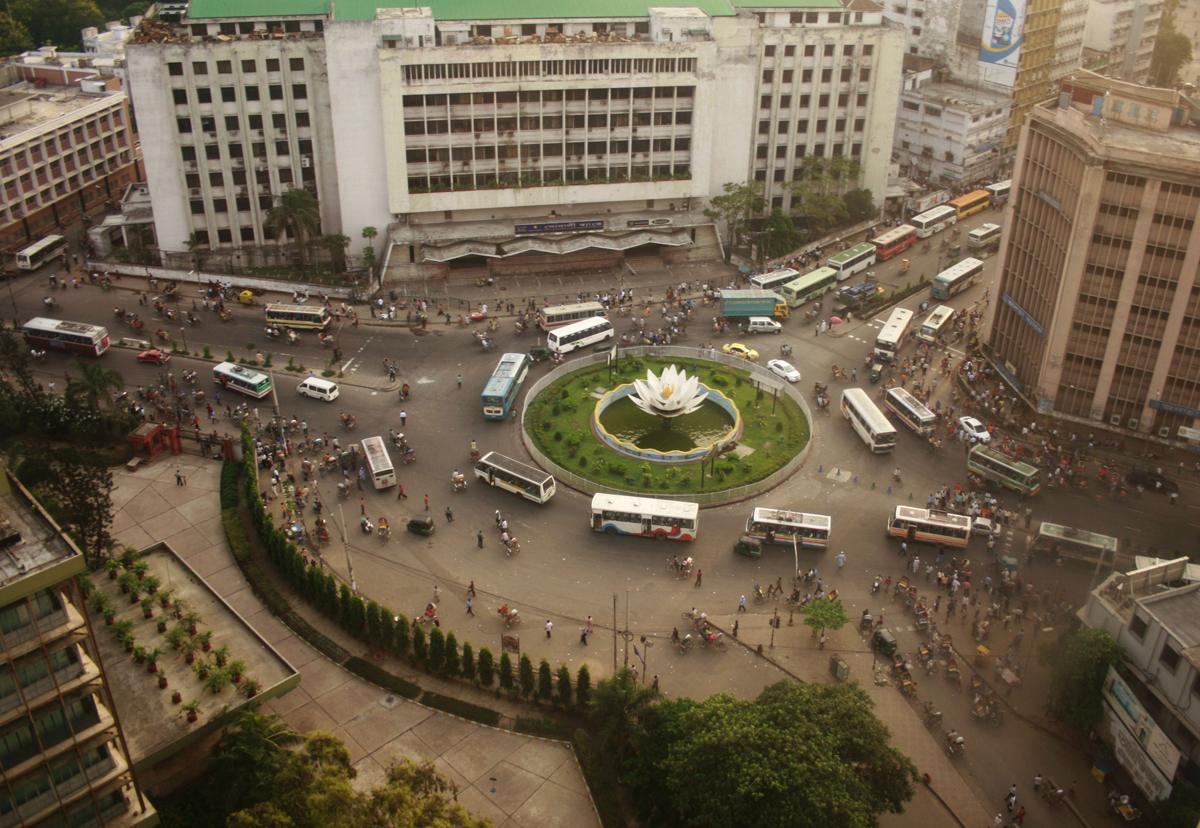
[418,690,501,726]
[342,656,421,699]
[514,716,576,739]
[525,357,809,494]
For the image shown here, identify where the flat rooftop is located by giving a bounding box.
[1033,103,1200,170]
[1142,584,1200,649]
[0,478,82,593]
[908,82,1010,113]
[0,81,122,145]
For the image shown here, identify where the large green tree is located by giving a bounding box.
[0,12,34,54]
[801,597,849,637]
[756,209,805,262]
[66,359,124,411]
[704,181,765,262]
[20,448,115,566]
[588,667,657,762]
[1150,29,1193,88]
[625,681,917,827]
[1045,627,1125,732]
[10,0,103,50]
[264,188,321,266]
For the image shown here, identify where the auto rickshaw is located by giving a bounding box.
[237,290,257,306]
[899,258,911,274]
[406,516,435,537]
[733,534,763,559]
[872,628,898,656]
[527,346,552,364]
[869,362,884,384]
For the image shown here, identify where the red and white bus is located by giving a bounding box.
[870,224,917,261]
[22,317,110,356]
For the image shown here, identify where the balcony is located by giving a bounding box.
[0,649,94,726]
[1,743,123,828]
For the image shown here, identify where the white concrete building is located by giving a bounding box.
[1084,0,1163,82]
[82,20,138,60]
[125,0,904,277]
[893,62,1009,185]
[1051,0,1090,82]
[880,0,961,60]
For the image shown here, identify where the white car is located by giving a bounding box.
[971,517,1001,538]
[958,416,991,444]
[767,359,801,383]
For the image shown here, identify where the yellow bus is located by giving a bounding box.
[948,190,991,220]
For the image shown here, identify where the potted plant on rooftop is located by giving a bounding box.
[105,559,121,580]
[142,575,161,595]
[228,660,247,685]
[183,611,201,636]
[140,596,155,619]
[145,647,163,674]
[157,589,174,610]
[165,624,189,651]
[181,699,200,723]
[117,571,137,596]
[204,666,230,695]
[89,591,110,616]
[241,678,261,698]
[131,560,149,580]
[194,630,213,652]
[212,645,230,668]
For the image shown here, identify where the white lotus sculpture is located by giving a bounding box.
[629,365,708,419]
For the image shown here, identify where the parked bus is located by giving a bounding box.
[985,179,1011,205]
[546,316,614,354]
[874,306,913,361]
[826,242,877,281]
[884,387,936,436]
[590,493,698,541]
[21,317,110,356]
[887,505,972,548]
[1031,522,1126,567]
[15,235,68,270]
[967,444,1042,496]
[481,352,531,420]
[916,304,956,345]
[840,387,897,453]
[213,362,273,398]
[909,204,957,238]
[264,304,331,330]
[474,451,556,503]
[360,435,396,489]
[870,224,918,261]
[780,267,839,307]
[949,189,991,220]
[749,267,801,293]
[930,257,985,300]
[537,302,606,331]
[744,507,832,549]
[967,222,1002,252]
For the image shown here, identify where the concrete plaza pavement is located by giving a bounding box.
[110,457,600,828]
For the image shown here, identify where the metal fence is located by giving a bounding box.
[519,345,813,506]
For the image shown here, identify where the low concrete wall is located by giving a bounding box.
[520,345,812,506]
[86,261,362,299]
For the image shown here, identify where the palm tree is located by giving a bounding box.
[264,188,321,266]
[66,360,124,411]
[319,234,351,273]
[588,668,658,762]
[361,226,378,276]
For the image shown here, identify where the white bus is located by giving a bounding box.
[360,436,396,489]
[916,305,956,345]
[474,451,556,503]
[887,505,971,549]
[874,306,913,361]
[826,242,877,281]
[909,204,958,238]
[590,493,698,542]
[538,302,606,331]
[744,507,832,549]
[15,235,68,270]
[930,257,985,301]
[22,317,109,356]
[212,362,273,398]
[547,316,614,354]
[840,387,897,453]
[884,387,937,436]
[750,267,801,292]
[967,222,1002,252]
[264,304,331,330]
[985,179,1011,205]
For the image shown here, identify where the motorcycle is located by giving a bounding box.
[871,575,882,594]
[360,516,374,534]
[399,446,416,465]
[42,296,55,309]
[339,412,356,430]
[498,604,520,628]
[944,731,965,758]
[29,349,47,363]
[286,330,299,345]
[451,471,467,492]
[264,325,282,340]
[377,518,390,540]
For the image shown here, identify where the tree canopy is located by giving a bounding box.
[1150,29,1193,89]
[10,0,104,50]
[623,680,917,827]
[703,181,765,262]
[801,597,849,635]
[0,12,34,54]
[1045,627,1124,732]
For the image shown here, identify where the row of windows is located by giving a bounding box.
[763,92,869,110]
[0,157,130,220]
[177,111,311,134]
[1098,202,1138,219]
[765,42,874,58]
[3,139,127,196]
[171,84,307,105]
[763,67,871,84]
[0,110,127,178]
[0,744,112,819]
[189,19,321,37]
[758,117,863,135]
[0,694,98,768]
[756,10,862,25]
[1153,211,1195,231]
[1161,181,1200,199]
[402,87,695,107]
[192,228,258,246]
[407,165,689,193]
[168,57,305,76]
[407,137,691,163]
[0,589,61,636]
[401,57,697,83]
[0,646,78,702]
[403,111,692,136]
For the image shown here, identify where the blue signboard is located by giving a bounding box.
[514,220,604,235]
[1150,399,1200,419]
[1002,292,1045,337]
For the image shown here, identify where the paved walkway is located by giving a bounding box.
[110,457,600,828]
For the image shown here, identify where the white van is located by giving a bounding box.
[746,316,782,334]
[296,377,339,402]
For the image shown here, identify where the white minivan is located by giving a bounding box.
[746,316,782,334]
[297,377,339,402]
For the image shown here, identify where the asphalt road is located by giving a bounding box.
[11,222,1197,826]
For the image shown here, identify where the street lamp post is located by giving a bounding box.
[636,635,653,684]
[179,326,188,354]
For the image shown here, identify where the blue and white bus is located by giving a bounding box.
[481,352,531,419]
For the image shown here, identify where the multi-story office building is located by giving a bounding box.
[1084,0,1163,83]
[0,470,151,826]
[0,53,138,252]
[984,72,1200,439]
[1049,0,1089,82]
[126,1,904,274]
[1001,0,1063,151]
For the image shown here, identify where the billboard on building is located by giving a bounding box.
[978,0,1026,88]
[1101,667,1179,800]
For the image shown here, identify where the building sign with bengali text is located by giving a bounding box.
[514,220,604,235]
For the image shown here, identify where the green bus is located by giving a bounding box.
[967,444,1041,496]
[780,267,839,307]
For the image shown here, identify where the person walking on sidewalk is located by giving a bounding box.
[545,619,553,638]
[466,595,474,616]
[476,530,484,549]
[424,493,429,511]
[695,568,702,587]
[444,506,454,523]
[835,550,846,571]
[738,594,747,612]
[399,410,407,427]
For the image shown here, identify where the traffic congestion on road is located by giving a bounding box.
[7,194,1195,828]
